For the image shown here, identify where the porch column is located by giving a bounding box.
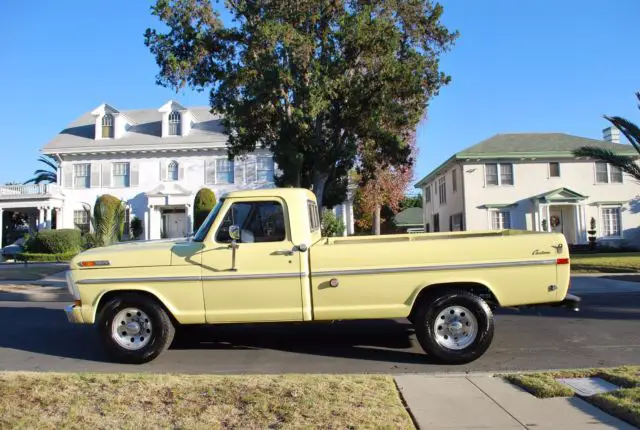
[347,201,355,235]
[54,208,61,229]
[37,207,45,230]
[45,206,52,230]
[545,204,552,232]
[144,207,150,240]
[184,203,192,236]
[341,203,347,237]
[0,208,4,247]
[579,204,588,243]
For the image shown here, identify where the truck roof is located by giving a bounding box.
[224,187,317,202]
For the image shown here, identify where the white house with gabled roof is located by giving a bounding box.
[0,101,356,246]
[415,127,640,247]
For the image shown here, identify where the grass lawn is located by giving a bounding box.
[0,373,414,429]
[570,252,640,273]
[0,265,66,281]
[505,366,640,428]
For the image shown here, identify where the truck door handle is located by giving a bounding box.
[272,248,297,256]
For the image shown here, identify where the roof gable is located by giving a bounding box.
[532,187,588,203]
[394,207,423,226]
[158,100,188,113]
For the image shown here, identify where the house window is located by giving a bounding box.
[452,169,457,192]
[167,160,179,181]
[113,162,130,188]
[74,210,90,233]
[486,163,513,186]
[596,162,623,184]
[549,162,561,177]
[425,185,431,203]
[168,111,181,136]
[451,213,463,231]
[73,164,90,189]
[438,177,446,204]
[491,211,511,230]
[215,159,234,184]
[257,157,274,182]
[102,113,114,138]
[602,207,622,237]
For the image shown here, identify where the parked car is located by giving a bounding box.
[63,188,579,364]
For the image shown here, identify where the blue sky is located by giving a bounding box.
[1,0,638,187]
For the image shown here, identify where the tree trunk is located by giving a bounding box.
[312,172,329,210]
[373,204,381,235]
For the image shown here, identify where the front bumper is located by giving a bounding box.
[64,304,85,324]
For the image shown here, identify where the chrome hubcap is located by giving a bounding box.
[111,308,152,351]
[434,305,478,350]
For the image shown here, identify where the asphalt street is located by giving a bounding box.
[0,290,639,374]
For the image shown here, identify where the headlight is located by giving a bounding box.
[65,271,80,300]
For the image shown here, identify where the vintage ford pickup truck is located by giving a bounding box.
[64,188,579,364]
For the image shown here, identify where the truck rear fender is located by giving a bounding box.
[408,282,500,322]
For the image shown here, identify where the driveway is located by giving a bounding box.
[0,286,638,374]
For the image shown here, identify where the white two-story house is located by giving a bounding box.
[415,128,640,247]
[0,101,355,244]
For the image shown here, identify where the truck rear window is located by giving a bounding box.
[308,200,320,232]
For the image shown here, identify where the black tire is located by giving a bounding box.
[97,293,175,364]
[414,290,494,364]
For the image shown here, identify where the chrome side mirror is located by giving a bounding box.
[229,225,241,241]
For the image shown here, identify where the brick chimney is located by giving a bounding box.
[602,126,621,144]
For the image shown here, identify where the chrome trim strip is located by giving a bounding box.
[77,276,201,285]
[313,259,557,277]
[76,272,301,285]
[202,273,301,281]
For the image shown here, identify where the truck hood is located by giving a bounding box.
[70,238,192,269]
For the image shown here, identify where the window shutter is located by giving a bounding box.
[63,165,73,188]
[245,157,257,183]
[159,160,167,181]
[90,163,100,188]
[178,164,185,180]
[130,162,139,187]
[205,160,215,184]
[101,162,112,188]
[234,158,244,184]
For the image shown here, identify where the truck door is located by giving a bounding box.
[200,198,304,323]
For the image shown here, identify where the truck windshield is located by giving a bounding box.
[192,199,224,242]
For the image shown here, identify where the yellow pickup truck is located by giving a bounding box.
[64,188,579,364]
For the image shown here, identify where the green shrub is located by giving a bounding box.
[321,210,345,237]
[16,251,78,262]
[82,232,99,249]
[130,216,143,239]
[194,188,216,231]
[25,229,82,254]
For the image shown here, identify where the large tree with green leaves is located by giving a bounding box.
[145,0,457,208]
[573,92,640,180]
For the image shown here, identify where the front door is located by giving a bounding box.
[200,198,304,323]
[163,210,186,238]
[549,208,566,237]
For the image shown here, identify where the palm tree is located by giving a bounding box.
[573,92,640,180]
[24,155,58,184]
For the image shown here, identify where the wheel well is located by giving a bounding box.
[95,290,179,325]
[408,282,499,322]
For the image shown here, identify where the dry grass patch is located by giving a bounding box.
[0,372,414,429]
[505,366,640,428]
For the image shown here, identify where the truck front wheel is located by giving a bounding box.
[97,293,175,364]
[414,290,494,364]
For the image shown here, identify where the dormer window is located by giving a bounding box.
[102,113,114,138]
[167,160,179,181]
[168,111,181,136]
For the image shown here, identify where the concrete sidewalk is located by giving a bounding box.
[395,374,635,429]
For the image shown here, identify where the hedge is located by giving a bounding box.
[194,188,217,231]
[16,252,78,263]
[26,229,82,254]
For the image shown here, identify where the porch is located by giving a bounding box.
[145,183,193,240]
[0,184,64,247]
[531,187,588,245]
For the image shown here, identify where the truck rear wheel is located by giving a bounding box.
[414,290,494,364]
[97,293,175,364]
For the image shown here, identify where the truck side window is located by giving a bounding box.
[216,201,286,243]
